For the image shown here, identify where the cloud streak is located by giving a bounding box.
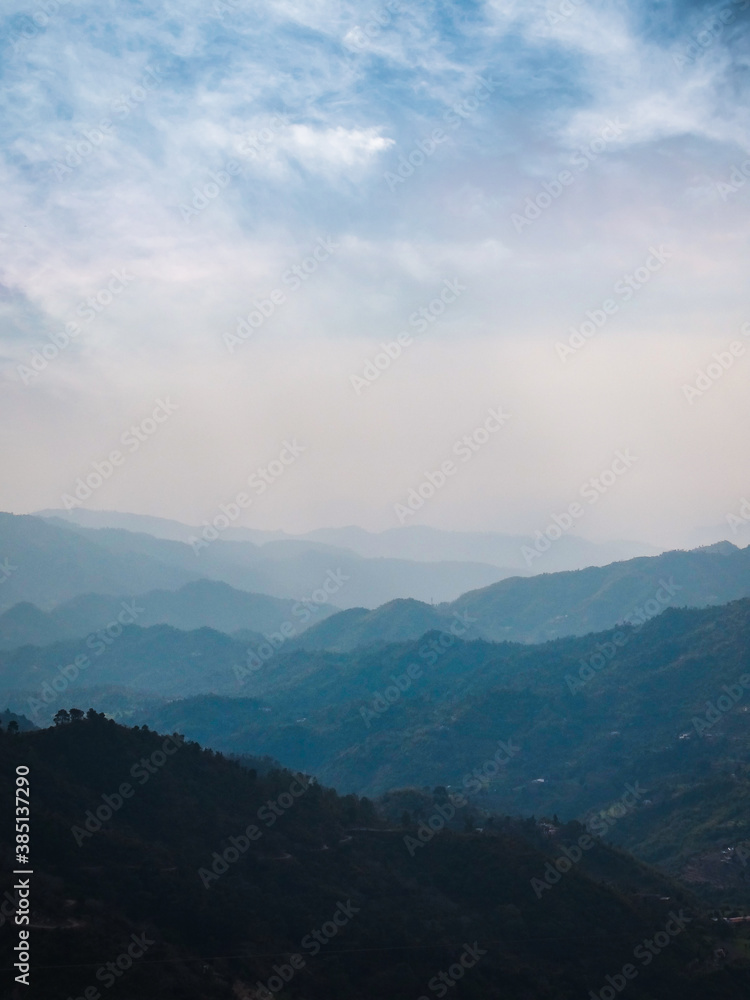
[0,0,748,546]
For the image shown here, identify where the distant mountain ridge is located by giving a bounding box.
[0,579,337,650]
[38,507,658,572]
[293,541,750,648]
[3,511,749,656]
[0,512,197,612]
[0,511,508,612]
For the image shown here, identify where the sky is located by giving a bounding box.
[0,0,748,547]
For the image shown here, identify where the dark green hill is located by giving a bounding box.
[0,624,259,716]
[0,714,747,999]
[120,599,750,893]
[4,597,750,900]
[288,598,453,653]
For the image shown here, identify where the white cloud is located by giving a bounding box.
[277,124,395,171]
[0,0,748,543]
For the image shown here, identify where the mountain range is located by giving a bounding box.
[1,713,744,1000]
[38,506,657,571]
[0,579,336,650]
[0,511,507,612]
[3,509,750,921]
[290,540,750,648]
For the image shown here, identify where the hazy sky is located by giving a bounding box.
[1,0,748,546]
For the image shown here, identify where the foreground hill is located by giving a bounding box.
[0,714,746,1000]
[605,771,750,907]
[294,542,750,648]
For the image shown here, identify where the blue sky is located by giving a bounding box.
[1,0,749,544]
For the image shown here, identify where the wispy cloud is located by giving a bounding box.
[0,0,748,544]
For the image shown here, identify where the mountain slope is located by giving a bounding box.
[119,599,750,820]
[448,543,750,641]
[4,600,750,903]
[289,598,452,653]
[39,508,657,571]
[302,523,656,570]
[0,624,259,711]
[22,512,506,607]
[0,715,745,1000]
[0,601,74,649]
[0,579,337,650]
[294,542,750,648]
[0,512,198,612]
